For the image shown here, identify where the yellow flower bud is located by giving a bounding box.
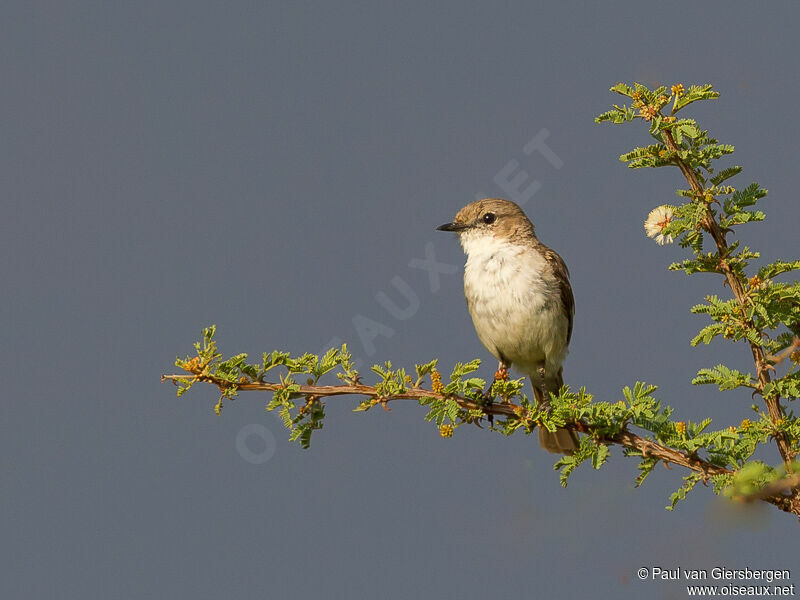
[431,370,444,394]
[747,275,762,289]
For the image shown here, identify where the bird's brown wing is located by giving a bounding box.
[543,249,575,345]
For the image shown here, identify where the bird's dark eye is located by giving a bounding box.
[482,212,496,224]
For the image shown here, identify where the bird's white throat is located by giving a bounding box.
[459,230,548,281]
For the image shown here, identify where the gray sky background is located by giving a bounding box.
[3,2,799,599]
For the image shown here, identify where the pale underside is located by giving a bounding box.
[461,230,570,392]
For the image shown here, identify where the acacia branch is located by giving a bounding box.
[662,129,794,472]
[161,372,799,516]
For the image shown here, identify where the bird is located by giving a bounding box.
[437,198,579,454]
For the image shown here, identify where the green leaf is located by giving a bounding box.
[414,359,439,380]
[758,260,800,280]
[693,365,755,390]
[609,82,635,97]
[619,144,672,169]
[591,444,610,469]
[445,399,461,423]
[762,372,800,401]
[673,84,719,113]
[690,323,726,346]
[634,457,658,487]
[595,105,636,124]
[667,473,702,510]
[710,166,742,186]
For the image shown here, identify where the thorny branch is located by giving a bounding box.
[161,371,800,517]
[662,129,795,476]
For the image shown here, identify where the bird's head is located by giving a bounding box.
[436,198,535,251]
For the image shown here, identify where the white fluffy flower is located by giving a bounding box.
[644,205,675,245]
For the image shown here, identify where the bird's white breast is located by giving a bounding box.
[460,231,568,375]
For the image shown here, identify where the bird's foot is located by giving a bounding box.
[533,387,551,413]
[493,363,512,404]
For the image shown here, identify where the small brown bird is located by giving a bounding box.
[437,198,579,454]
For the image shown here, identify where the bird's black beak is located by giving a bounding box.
[436,222,466,232]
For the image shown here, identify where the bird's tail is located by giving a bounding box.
[534,367,579,455]
[538,427,579,455]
